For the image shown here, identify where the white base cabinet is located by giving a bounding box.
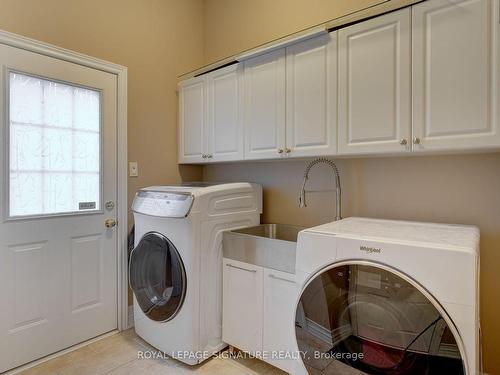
[222,258,299,373]
[222,259,263,354]
[262,269,298,373]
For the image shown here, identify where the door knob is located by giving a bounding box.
[105,219,117,228]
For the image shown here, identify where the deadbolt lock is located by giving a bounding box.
[105,201,115,210]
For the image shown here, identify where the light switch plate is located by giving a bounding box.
[129,161,138,177]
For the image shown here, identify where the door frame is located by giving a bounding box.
[0,29,129,331]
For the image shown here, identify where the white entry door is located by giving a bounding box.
[0,43,118,372]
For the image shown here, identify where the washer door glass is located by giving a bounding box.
[129,232,186,322]
[295,263,466,375]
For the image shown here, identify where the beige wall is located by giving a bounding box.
[203,0,383,64]
[0,0,204,225]
[202,0,500,372]
[0,0,204,304]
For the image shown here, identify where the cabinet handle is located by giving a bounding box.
[226,263,257,273]
[269,274,295,283]
[399,139,408,146]
[277,148,284,154]
[207,154,213,159]
[413,137,421,145]
[285,148,291,154]
[202,154,207,159]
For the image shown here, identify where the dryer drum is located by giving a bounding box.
[295,262,466,375]
[129,232,187,322]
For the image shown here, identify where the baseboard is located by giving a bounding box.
[304,318,333,345]
[127,305,134,329]
[304,318,352,347]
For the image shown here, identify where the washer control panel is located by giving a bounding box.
[132,190,194,218]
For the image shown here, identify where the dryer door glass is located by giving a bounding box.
[129,232,186,322]
[295,263,466,375]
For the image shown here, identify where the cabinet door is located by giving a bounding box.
[207,64,244,162]
[243,49,286,160]
[338,8,411,155]
[412,0,500,151]
[263,269,298,373]
[286,33,338,158]
[222,258,263,353]
[178,76,206,163]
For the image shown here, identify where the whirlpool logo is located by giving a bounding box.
[359,245,382,254]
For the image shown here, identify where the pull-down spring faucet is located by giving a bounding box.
[298,157,342,221]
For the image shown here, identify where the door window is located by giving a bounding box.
[8,71,101,218]
[129,232,187,322]
[295,263,465,374]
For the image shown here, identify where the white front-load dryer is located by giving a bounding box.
[129,183,262,365]
[292,217,480,375]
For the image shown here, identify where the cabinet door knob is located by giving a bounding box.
[285,148,292,154]
[207,154,213,159]
[413,137,421,145]
[399,139,408,146]
[202,154,207,159]
[277,148,284,154]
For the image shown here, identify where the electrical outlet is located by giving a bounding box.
[129,161,138,177]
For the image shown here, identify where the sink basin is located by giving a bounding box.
[223,224,306,274]
[230,223,303,242]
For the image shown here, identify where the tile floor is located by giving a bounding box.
[18,329,287,375]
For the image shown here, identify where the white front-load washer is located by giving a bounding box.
[292,217,480,375]
[129,182,262,365]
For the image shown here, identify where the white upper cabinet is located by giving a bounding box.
[286,33,338,157]
[207,64,244,161]
[338,8,412,155]
[178,64,244,163]
[178,76,206,163]
[412,0,500,151]
[243,49,286,160]
[178,0,500,163]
